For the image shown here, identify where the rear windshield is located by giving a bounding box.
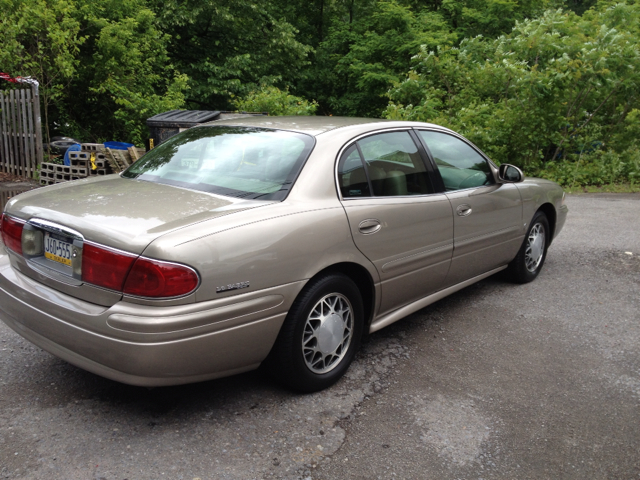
[122,126,315,200]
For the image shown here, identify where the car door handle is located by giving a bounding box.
[456,204,472,216]
[358,219,381,235]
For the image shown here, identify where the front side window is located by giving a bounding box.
[417,131,493,191]
[122,126,315,200]
[338,131,433,198]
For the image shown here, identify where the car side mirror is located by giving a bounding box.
[498,164,524,183]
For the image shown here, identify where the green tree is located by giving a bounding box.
[304,0,456,117]
[438,0,554,39]
[148,0,312,111]
[69,0,188,144]
[0,0,188,146]
[0,0,84,145]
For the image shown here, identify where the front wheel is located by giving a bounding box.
[506,211,550,284]
[267,273,364,392]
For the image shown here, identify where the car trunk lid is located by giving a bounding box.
[5,176,265,254]
[2,177,268,306]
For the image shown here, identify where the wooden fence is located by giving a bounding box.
[0,189,24,212]
[0,85,43,179]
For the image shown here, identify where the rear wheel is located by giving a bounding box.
[507,211,550,283]
[268,273,364,392]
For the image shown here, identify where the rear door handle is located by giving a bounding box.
[358,219,381,234]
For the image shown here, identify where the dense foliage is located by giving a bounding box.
[1,0,187,145]
[386,3,640,185]
[0,0,638,185]
[232,86,318,116]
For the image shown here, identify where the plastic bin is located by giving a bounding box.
[104,141,135,151]
[145,110,267,149]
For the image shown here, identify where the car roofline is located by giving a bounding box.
[198,116,457,137]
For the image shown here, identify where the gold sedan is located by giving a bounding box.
[0,117,567,392]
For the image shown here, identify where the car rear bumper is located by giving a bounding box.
[0,251,300,386]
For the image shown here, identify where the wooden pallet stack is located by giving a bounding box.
[39,144,145,186]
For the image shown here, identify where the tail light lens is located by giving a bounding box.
[82,243,137,291]
[1,214,25,255]
[82,242,198,298]
[124,257,199,298]
[2,220,199,299]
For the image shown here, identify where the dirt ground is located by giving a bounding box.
[0,193,639,479]
[0,172,39,184]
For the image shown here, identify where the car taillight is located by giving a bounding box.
[1,214,25,255]
[123,257,199,298]
[82,242,137,291]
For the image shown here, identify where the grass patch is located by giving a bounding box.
[563,183,640,194]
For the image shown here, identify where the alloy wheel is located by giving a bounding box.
[525,223,546,272]
[302,293,353,374]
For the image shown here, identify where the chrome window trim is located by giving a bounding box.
[334,127,443,201]
[412,128,498,192]
[412,127,495,164]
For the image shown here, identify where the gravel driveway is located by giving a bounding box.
[1,193,639,479]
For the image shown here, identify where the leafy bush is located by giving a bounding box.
[534,148,640,187]
[232,86,318,116]
[385,4,640,186]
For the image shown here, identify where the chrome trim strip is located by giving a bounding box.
[28,218,84,241]
[369,265,508,333]
[2,214,26,224]
[82,240,137,258]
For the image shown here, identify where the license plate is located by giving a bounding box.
[44,232,73,267]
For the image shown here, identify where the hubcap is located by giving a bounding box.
[525,223,546,272]
[302,293,353,374]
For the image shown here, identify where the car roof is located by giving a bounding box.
[201,115,404,136]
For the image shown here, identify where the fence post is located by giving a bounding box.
[16,89,26,176]
[32,84,43,176]
[9,89,18,176]
[26,88,36,177]
[0,91,9,175]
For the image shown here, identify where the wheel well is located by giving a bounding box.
[312,263,375,332]
[537,203,557,244]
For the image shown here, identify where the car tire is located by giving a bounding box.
[267,273,364,393]
[507,211,550,284]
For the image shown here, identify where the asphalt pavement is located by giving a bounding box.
[0,192,639,479]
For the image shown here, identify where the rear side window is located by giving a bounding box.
[338,131,433,198]
[338,145,371,197]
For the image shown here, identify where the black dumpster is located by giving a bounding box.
[146,110,268,149]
